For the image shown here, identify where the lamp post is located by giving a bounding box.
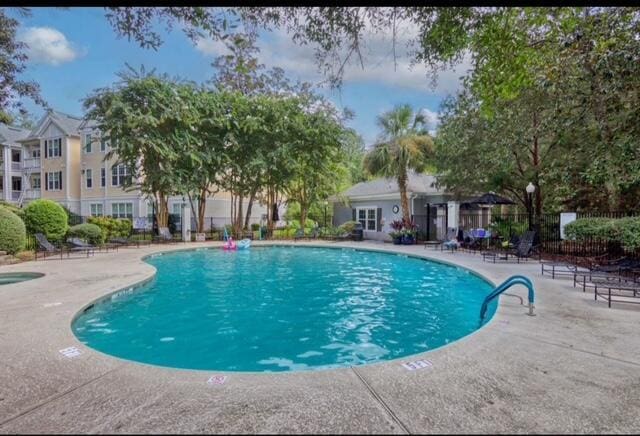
[323,200,328,228]
[526,182,536,231]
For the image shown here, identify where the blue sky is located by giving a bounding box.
[14,7,467,145]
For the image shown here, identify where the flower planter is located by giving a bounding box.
[392,236,402,245]
[401,235,415,245]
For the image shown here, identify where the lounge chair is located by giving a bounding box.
[67,238,99,255]
[589,276,640,308]
[109,236,151,248]
[540,259,590,279]
[153,227,177,243]
[34,233,93,260]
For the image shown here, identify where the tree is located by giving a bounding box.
[0,8,46,124]
[83,67,185,228]
[364,104,434,222]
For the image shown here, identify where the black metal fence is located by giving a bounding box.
[414,209,640,261]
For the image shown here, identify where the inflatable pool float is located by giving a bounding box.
[237,239,251,249]
[223,237,237,250]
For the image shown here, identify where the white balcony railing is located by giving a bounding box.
[24,189,41,200]
[11,190,21,201]
[11,162,21,171]
[22,158,41,170]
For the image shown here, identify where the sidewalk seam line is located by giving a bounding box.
[0,364,125,428]
[351,366,411,435]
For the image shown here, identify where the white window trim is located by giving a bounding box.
[111,202,133,219]
[32,174,41,189]
[45,137,63,159]
[46,171,62,191]
[111,164,129,187]
[84,133,93,153]
[356,207,378,232]
[90,203,104,217]
[85,168,93,189]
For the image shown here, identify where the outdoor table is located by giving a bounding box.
[424,240,441,250]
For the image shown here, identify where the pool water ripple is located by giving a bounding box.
[73,246,497,372]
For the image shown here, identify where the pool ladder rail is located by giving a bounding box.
[480,275,536,320]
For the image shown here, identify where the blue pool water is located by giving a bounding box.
[73,246,497,372]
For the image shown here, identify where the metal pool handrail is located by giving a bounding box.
[480,275,535,320]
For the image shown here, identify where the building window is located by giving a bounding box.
[46,171,62,191]
[85,169,93,188]
[45,138,62,158]
[32,148,40,158]
[90,203,103,217]
[111,202,133,219]
[101,168,106,187]
[100,139,108,152]
[357,208,377,231]
[84,134,92,153]
[32,175,41,189]
[111,164,130,186]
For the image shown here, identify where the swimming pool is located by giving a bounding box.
[73,246,497,372]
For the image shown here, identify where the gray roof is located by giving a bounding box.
[0,124,30,146]
[78,118,98,130]
[339,172,442,198]
[22,109,83,140]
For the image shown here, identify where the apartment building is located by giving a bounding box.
[1,109,278,228]
[0,124,31,204]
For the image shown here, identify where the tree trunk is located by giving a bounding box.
[243,189,257,230]
[156,191,169,228]
[300,204,308,230]
[235,195,244,235]
[198,187,208,233]
[397,170,410,223]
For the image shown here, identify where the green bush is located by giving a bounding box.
[0,206,26,254]
[338,220,359,233]
[0,201,24,219]
[564,218,617,241]
[67,223,104,245]
[23,199,68,242]
[564,216,640,250]
[489,217,528,239]
[250,223,260,231]
[87,216,132,241]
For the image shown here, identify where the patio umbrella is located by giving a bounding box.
[466,192,515,205]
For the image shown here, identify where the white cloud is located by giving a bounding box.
[194,37,231,57]
[19,27,81,66]
[195,22,471,96]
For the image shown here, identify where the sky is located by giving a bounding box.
[13,7,470,145]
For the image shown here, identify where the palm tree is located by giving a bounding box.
[364,104,434,223]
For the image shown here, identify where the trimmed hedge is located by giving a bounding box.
[87,216,132,241]
[0,206,26,254]
[564,217,640,250]
[23,199,68,243]
[67,223,104,245]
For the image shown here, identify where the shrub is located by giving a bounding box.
[23,199,68,242]
[564,216,640,250]
[0,201,24,219]
[0,206,26,254]
[87,216,132,241]
[338,220,359,233]
[67,223,104,245]
[250,223,260,231]
[489,217,528,239]
[564,218,617,241]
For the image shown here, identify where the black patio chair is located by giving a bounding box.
[482,231,536,263]
[34,233,93,260]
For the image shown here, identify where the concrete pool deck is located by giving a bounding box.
[0,240,639,434]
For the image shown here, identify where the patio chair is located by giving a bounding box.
[34,233,92,260]
[67,238,98,255]
[482,231,536,263]
[109,236,151,248]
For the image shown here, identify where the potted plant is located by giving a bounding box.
[401,219,417,245]
[389,219,404,244]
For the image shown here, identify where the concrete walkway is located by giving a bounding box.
[0,241,638,434]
